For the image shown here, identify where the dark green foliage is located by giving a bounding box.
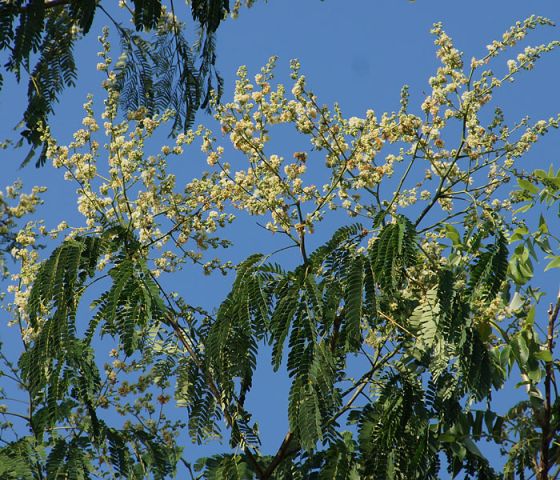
[178,224,371,456]
[457,327,495,400]
[408,248,505,401]
[194,455,266,480]
[342,254,364,350]
[190,216,511,476]
[357,372,440,480]
[68,0,97,34]
[468,232,509,302]
[369,215,417,291]
[113,20,208,136]
[175,255,272,447]
[9,231,179,478]
[195,454,256,480]
[1,0,231,165]
[22,8,77,161]
[93,257,166,356]
[175,354,222,443]
[314,432,359,480]
[435,268,455,340]
[129,429,179,479]
[22,236,103,409]
[106,428,133,478]
[206,254,269,407]
[28,236,102,328]
[34,427,178,480]
[356,368,502,480]
[0,437,37,480]
[272,225,369,450]
[11,211,516,478]
[133,0,162,31]
[191,0,228,33]
[46,436,91,480]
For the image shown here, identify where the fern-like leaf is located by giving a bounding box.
[369,215,417,291]
[468,232,509,301]
[341,254,364,351]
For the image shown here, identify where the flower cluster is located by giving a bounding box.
[1,182,47,340]
[6,16,560,350]
[39,28,235,278]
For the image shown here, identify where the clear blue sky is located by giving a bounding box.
[1,0,560,475]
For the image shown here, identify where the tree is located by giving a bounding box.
[1,14,560,479]
[0,0,260,165]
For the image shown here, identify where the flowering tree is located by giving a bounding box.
[1,16,560,479]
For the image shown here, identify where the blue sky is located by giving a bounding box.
[1,0,560,475]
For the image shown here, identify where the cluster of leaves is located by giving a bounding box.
[0,214,515,478]
[187,216,514,479]
[0,0,242,165]
[1,228,181,478]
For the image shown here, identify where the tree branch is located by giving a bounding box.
[262,431,296,478]
[538,287,560,480]
[148,272,266,478]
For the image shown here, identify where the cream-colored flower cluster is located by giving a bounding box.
[199,17,559,249]
[0,181,48,340]
[38,28,234,281]
[230,0,258,19]
[43,19,560,271]
[5,17,559,344]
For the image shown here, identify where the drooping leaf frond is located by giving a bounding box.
[206,254,270,407]
[358,372,439,480]
[93,257,166,356]
[28,236,102,328]
[369,215,417,291]
[195,453,255,480]
[0,437,38,480]
[468,232,509,302]
[22,236,104,407]
[2,0,231,165]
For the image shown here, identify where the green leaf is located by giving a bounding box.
[534,350,552,362]
[342,254,364,350]
[445,224,461,245]
[544,256,560,271]
[468,232,509,301]
[517,177,539,194]
[410,287,438,348]
[524,306,536,327]
[513,203,533,214]
[462,436,484,458]
[514,335,530,365]
[439,431,456,442]
[510,226,529,242]
[0,437,38,480]
[369,215,417,291]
